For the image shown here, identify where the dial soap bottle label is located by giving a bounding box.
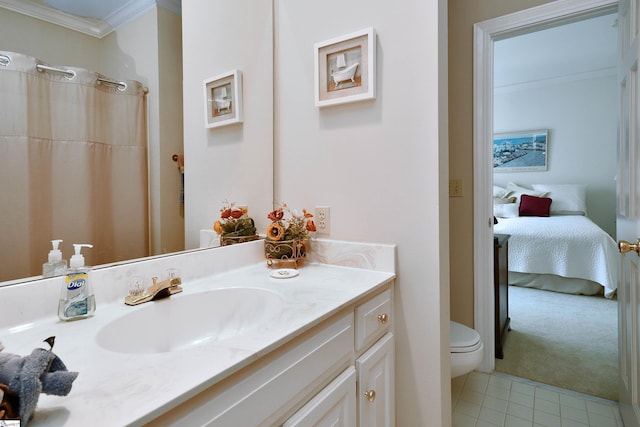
[64,272,89,316]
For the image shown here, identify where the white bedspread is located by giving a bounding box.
[494,216,619,298]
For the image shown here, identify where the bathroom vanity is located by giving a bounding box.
[148,281,394,426]
[0,239,396,426]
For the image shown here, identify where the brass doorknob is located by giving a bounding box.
[377,313,388,324]
[619,239,640,254]
[364,389,376,402]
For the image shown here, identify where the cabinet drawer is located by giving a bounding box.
[283,367,356,426]
[355,289,392,352]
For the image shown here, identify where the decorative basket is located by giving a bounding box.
[220,234,260,246]
[264,239,307,268]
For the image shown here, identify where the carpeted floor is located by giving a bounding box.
[495,285,618,401]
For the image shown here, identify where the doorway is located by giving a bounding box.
[472,0,618,376]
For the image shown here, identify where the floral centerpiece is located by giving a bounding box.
[213,200,259,246]
[264,203,316,266]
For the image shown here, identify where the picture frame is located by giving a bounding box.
[314,27,376,107]
[493,130,548,172]
[204,69,243,128]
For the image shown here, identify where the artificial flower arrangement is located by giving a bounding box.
[213,200,259,246]
[264,203,316,264]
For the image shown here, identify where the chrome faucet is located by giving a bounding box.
[124,275,183,306]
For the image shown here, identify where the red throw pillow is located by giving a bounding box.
[519,194,552,217]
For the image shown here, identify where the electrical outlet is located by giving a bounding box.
[449,179,463,197]
[315,206,330,235]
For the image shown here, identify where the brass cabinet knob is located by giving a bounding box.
[364,389,376,402]
[619,239,640,255]
[377,313,388,324]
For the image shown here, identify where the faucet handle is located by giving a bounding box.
[127,276,147,298]
[164,268,180,280]
[164,268,182,287]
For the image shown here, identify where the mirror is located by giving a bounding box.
[0,1,274,286]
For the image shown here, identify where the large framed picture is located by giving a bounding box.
[204,69,243,128]
[314,27,376,107]
[493,130,548,172]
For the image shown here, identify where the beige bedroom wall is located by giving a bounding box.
[448,0,555,327]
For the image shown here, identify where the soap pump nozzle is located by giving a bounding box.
[48,239,63,262]
[70,243,93,269]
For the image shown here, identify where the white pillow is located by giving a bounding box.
[494,203,519,218]
[506,182,548,204]
[493,196,516,205]
[531,184,587,215]
[493,185,512,198]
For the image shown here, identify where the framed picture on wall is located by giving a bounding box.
[314,27,376,107]
[493,129,548,172]
[204,69,243,128]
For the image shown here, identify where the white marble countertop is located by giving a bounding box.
[0,262,394,426]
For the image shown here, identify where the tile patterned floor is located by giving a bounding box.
[452,371,623,427]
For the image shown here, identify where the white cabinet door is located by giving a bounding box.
[283,367,356,427]
[356,333,394,427]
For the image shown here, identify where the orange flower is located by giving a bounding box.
[303,209,313,219]
[220,208,232,219]
[267,222,285,240]
[268,208,284,221]
[213,220,222,235]
[306,219,317,232]
[230,209,243,219]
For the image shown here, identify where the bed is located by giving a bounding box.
[493,183,619,298]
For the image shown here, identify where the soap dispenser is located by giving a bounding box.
[43,239,67,278]
[58,243,95,321]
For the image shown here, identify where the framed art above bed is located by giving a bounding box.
[493,130,548,172]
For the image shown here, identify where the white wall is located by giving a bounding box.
[494,75,617,236]
[274,1,450,425]
[182,0,274,249]
[183,0,449,425]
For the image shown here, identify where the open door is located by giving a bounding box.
[617,1,640,425]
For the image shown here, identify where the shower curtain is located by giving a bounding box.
[0,51,148,282]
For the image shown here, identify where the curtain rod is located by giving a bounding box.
[0,54,149,94]
[34,63,149,94]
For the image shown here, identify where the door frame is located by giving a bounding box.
[473,0,618,373]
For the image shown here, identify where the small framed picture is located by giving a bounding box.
[493,130,548,172]
[204,69,243,128]
[314,27,376,107]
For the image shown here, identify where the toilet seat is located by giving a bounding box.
[450,321,482,353]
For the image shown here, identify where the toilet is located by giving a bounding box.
[450,321,484,378]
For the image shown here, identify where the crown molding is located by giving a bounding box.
[103,0,155,32]
[0,0,111,37]
[494,66,616,95]
[0,0,181,39]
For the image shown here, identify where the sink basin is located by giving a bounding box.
[96,288,285,354]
